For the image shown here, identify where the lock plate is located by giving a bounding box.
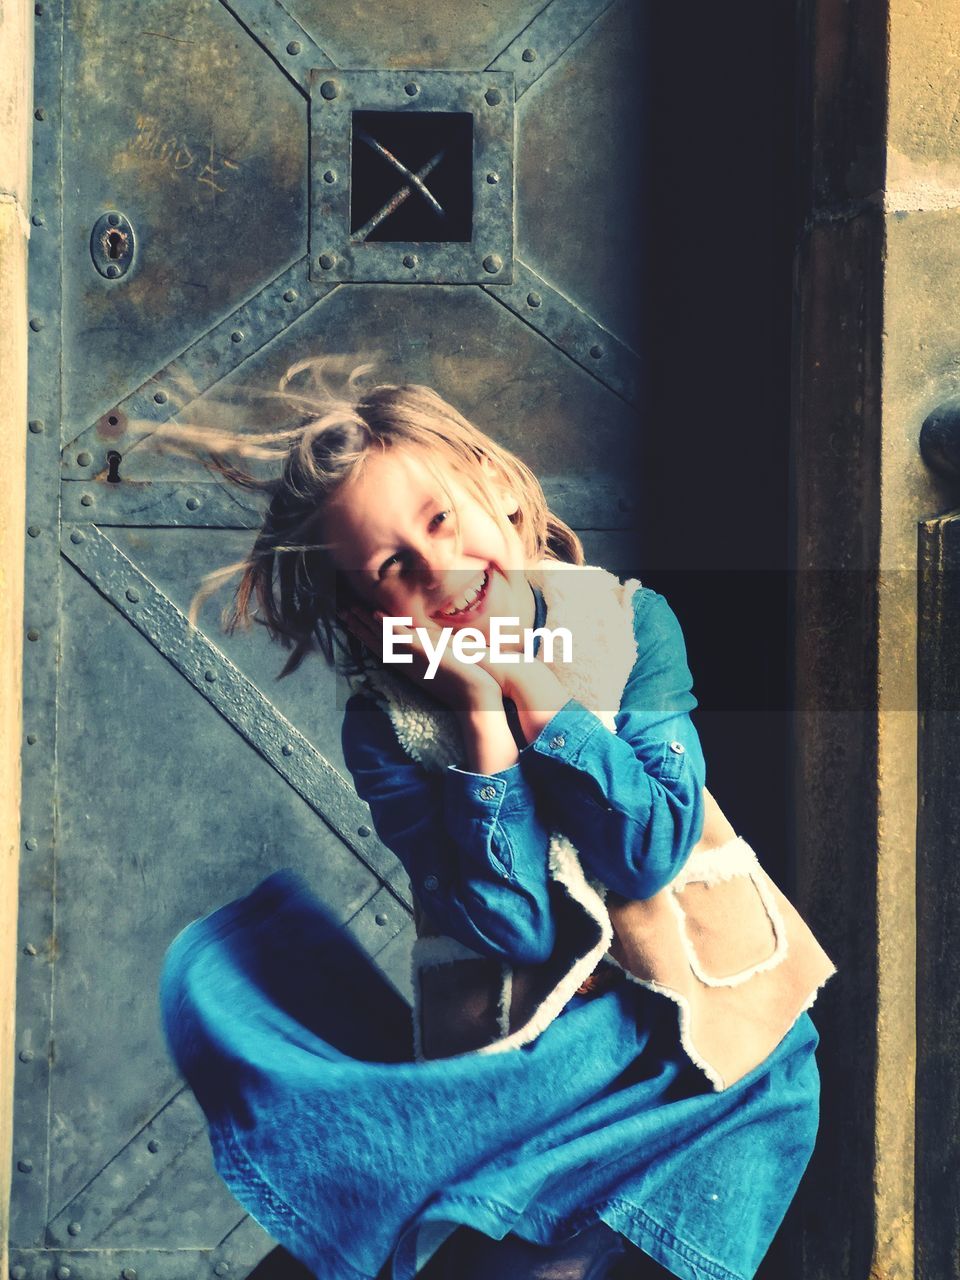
[90,211,135,280]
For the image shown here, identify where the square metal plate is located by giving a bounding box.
[309,70,515,284]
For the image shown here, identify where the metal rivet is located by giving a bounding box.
[669,741,685,754]
[484,88,502,106]
[57,1269,72,1280]
[32,213,45,227]
[375,912,388,926]
[24,838,38,850]
[404,82,419,96]
[323,169,337,184]
[402,254,417,269]
[486,171,500,185]
[67,1221,82,1236]
[185,496,201,511]
[25,734,37,746]
[28,419,44,433]
[23,944,37,956]
[204,670,217,683]
[589,344,604,360]
[107,212,121,227]
[230,330,243,344]
[34,107,46,121]
[125,587,140,603]
[105,264,121,279]
[18,1049,34,1062]
[77,451,92,466]
[29,317,43,332]
[549,734,565,749]
[283,289,298,302]
[27,629,39,642]
[153,390,167,404]
[286,39,301,54]
[27,526,41,538]
[423,874,439,892]
[482,254,503,274]
[214,1264,231,1277]
[80,493,94,507]
[479,785,497,800]
[147,1138,160,1153]
[17,1159,33,1173]
[69,530,84,544]
[521,47,537,62]
[526,291,542,308]
[357,824,371,837]
[11,1265,27,1280]
[318,253,336,270]
[122,1268,138,1279]
[281,743,293,756]
[319,79,339,100]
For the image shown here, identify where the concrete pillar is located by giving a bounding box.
[0,0,33,1271]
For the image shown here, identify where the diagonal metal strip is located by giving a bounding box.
[63,258,336,462]
[60,524,411,908]
[487,0,619,98]
[46,1087,211,1245]
[484,259,639,406]
[216,1214,279,1269]
[216,0,336,91]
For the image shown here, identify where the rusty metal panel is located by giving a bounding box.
[61,0,309,437]
[517,0,643,349]
[15,0,645,1271]
[279,0,547,70]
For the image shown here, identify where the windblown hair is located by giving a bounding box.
[152,359,584,678]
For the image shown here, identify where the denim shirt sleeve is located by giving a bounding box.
[523,586,706,900]
[340,693,556,964]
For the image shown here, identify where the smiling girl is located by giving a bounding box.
[158,365,836,1280]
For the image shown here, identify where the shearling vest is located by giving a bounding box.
[353,561,837,1091]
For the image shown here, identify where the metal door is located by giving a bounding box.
[16,1,642,1273]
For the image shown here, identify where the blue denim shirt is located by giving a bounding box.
[161,583,822,1280]
[341,584,707,965]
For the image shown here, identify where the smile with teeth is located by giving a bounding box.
[433,569,490,620]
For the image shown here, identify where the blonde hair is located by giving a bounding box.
[153,359,584,678]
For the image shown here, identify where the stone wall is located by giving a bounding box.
[0,0,34,1273]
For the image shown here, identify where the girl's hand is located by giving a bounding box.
[483,648,569,742]
[336,602,503,714]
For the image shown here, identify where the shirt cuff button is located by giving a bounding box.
[549,734,566,749]
[479,785,497,800]
[669,741,685,754]
[423,874,440,891]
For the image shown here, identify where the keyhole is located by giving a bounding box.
[106,451,122,483]
[105,230,126,259]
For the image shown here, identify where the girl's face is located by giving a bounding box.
[322,445,536,638]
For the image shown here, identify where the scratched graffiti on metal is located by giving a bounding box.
[128,113,242,194]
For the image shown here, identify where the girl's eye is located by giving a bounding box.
[378,511,453,578]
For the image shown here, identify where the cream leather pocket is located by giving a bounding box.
[668,839,788,987]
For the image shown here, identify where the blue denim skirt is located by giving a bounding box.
[159,870,822,1280]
